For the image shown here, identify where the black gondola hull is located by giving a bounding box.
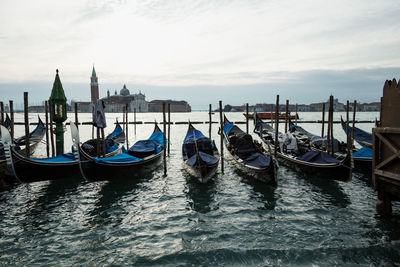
[183,160,219,183]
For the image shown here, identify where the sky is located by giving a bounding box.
[0,0,399,109]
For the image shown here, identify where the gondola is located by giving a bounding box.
[222,115,277,186]
[340,116,372,148]
[72,122,165,182]
[0,122,124,183]
[182,122,219,183]
[254,115,352,181]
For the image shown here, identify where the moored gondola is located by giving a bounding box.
[222,115,278,186]
[0,122,124,183]
[340,116,372,148]
[72,122,165,182]
[254,115,352,181]
[182,122,219,183]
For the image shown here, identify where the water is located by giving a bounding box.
[1,112,400,266]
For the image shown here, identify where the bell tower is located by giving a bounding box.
[90,66,99,104]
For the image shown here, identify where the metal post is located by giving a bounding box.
[45,101,50,157]
[246,103,249,134]
[9,100,14,140]
[209,104,212,139]
[163,102,167,176]
[167,103,170,156]
[23,92,30,158]
[285,100,289,133]
[321,103,325,137]
[219,100,224,174]
[49,100,55,157]
[275,95,279,157]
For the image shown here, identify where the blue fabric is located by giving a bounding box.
[223,123,234,134]
[106,124,123,140]
[297,151,340,164]
[242,152,271,168]
[353,147,372,158]
[186,151,219,167]
[129,140,162,154]
[31,153,76,162]
[184,128,205,142]
[342,122,372,144]
[310,136,340,152]
[93,152,143,163]
[15,124,45,144]
[105,142,119,153]
[148,131,165,148]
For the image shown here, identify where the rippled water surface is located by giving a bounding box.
[1,112,399,266]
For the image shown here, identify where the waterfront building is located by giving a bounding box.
[101,85,148,113]
[148,100,191,112]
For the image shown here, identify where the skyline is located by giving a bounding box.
[0,0,399,109]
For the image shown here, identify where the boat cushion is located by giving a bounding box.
[186,151,218,167]
[31,153,76,162]
[93,152,143,163]
[183,137,214,158]
[242,152,271,168]
[297,151,340,164]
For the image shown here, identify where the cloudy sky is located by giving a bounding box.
[0,0,399,109]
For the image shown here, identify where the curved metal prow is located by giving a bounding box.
[0,125,22,183]
[70,122,89,182]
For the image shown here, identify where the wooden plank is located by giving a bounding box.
[375,132,399,154]
[375,169,400,182]
[373,127,400,134]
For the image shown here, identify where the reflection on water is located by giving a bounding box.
[183,172,218,213]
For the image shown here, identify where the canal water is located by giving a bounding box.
[1,112,399,266]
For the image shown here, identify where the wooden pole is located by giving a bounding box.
[23,92,30,158]
[246,103,249,134]
[274,95,279,157]
[96,127,100,157]
[167,103,171,156]
[74,102,79,128]
[346,100,350,146]
[209,104,212,139]
[352,100,357,146]
[295,103,298,125]
[0,101,4,125]
[270,104,273,125]
[321,103,325,137]
[329,96,334,155]
[126,104,129,148]
[285,99,289,133]
[9,100,14,140]
[101,128,105,157]
[134,108,136,136]
[49,100,55,157]
[219,100,224,174]
[327,101,331,154]
[45,101,50,157]
[163,102,167,176]
[91,105,94,139]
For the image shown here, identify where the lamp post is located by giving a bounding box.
[49,69,67,155]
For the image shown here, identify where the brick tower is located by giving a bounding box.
[90,66,99,104]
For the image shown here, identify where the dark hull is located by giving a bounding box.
[79,149,162,182]
[275,151,351,181]
[183,160,219,183]
[10,150,81,183]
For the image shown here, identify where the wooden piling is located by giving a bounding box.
[91,105,95,139]
[101,128,106,157]
[274,95,279,157]
[346,101,350,145]
[295,103,298,125]
[321,103,325,137]
[23,92,30,158]
[126,104,129,148]
[209,104,212,139]
[45,101,50,157]
[134,108,137,136]
[168,103,171,155]
[285,100,289,133]
[352,100,357,145]
[246,103,249,134]
[163,102,167,176]
[0,101,4,125]
[219,100,224,174]
[9,100,14,140]
[270,104,273,125]
[329,96,334,155]
[96,127,100,157]
[49,100,55,157]
[74,102,79,128]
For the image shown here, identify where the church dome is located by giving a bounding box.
[120,84,130,96]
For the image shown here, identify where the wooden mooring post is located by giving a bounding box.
[246,103,249,134]
[285,100,289,133]
[168,103,170,156]
[9,100,14,140]
[23,92,30,158]
[125,104,129,149]
[321,103,325,137]
[134,108,137,136]
[163,102,167,176]
[274,95,279,157]
[49,100,55,157]
[219,100,224,174]
[209,104,212,139]
[329,96,334,155]
[74,102,79,128]
[373,78,400,216]
[295,103,298,125]
[45,101,50,157]
[0,101,4,125]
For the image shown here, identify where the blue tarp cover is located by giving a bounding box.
[186,151,218,167]
[223,123,234,134]
[31,153,76,162]
[106,124,123,140]
[93,152,143,163]
[129,130,165,154]
[297,151,340,164]
[342,122,372,144]
[105,142,119,153]
[242,152,271,168]
[353,147,372,158]
[184,128,204,142]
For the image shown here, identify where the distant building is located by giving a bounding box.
[148,100,191,112]
[91,66,99,104]
[101,85,148,113]
[71,101,92,112]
